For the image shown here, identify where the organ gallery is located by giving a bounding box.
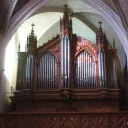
[11,5,119,113]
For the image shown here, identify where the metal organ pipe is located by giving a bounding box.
[64,36,66,87]
[43,54,45,88]
[39,62,41,88]
[101,52,104,87]
[61,36,63,87]
[77,56,79,87]
[102,52,106,87]
[50,54,51,88]
[92,58,94,86]
[87,53,89,87]
[47,54,49,88]
[82,52,84,88]
[88,55,90,87]
[68,38,70,88]
[112,59,116,88]
[76,58,78,87]
[81,53,83,87]
[92,58,94,87]
[103,53,106,87]
[89,55,91,87]
[80,54,82,88]
[40,58,42,88]
[46,54,48,88]
[94,60,95,86]
[29,56,31,88]
[98,50,106,88]
[90,56,92,86]
[60,35,71,88]
[42,57,44,88]
[85,52,87,87]
[78,54,80,88]
[83,52,85,87]
[49,54,51,88]
[98,52,101,87]
[53,56,55,88]
[55,57,57,88]
[50,55,52,88]
[31,56,33,88]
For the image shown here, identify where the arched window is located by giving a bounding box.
[38,52,57,88]
[75,50,96,88]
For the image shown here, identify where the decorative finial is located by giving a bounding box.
[63,4,68,12]
[113,38,115,49]
[98,21,102,28]
[31,23,35,34]
[31,23,35,30]
[64,4,68,8]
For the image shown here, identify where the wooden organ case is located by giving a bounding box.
[11,5,119,113]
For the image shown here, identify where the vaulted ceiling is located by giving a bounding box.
[0,0,128,72]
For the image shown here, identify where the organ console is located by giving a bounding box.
[10,5,119,113]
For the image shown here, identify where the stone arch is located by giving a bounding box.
[3,0,128,62]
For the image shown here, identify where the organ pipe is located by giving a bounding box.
[83,52,85,86]
[111,59,116,88]
[98,50,106,88]
[68,38,70,88]
[60,35,71,88]
[64,36,67,87]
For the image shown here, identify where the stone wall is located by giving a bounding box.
[0,73,12,113]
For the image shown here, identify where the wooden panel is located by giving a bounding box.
[0,113,128,128]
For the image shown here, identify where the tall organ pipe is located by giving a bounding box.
[98,51,106,88]
[54,56,56,88]
[89,55,91,87]
[67,38,70,88]
[83,52,85,87]
[103,53,106,87]
[87,53,89,87]
[51,54,53,88]
[61,36,64,87]
[82,52,84,88]
[45,54,47,88]
[90,57,92,86]
[49,55,51,88]
[48,54,49,88]
[53,56,55,88]
[92,60,96,86]
[29,57,31,88]
[60,35,71,88]
[80,54,82,88]
[77,56,79,87]
[39,62,41,88]
[112,59,116,88]
[85,52,87,87]
[64,36,66,87]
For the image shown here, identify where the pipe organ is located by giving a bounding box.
[11,5,120,114]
